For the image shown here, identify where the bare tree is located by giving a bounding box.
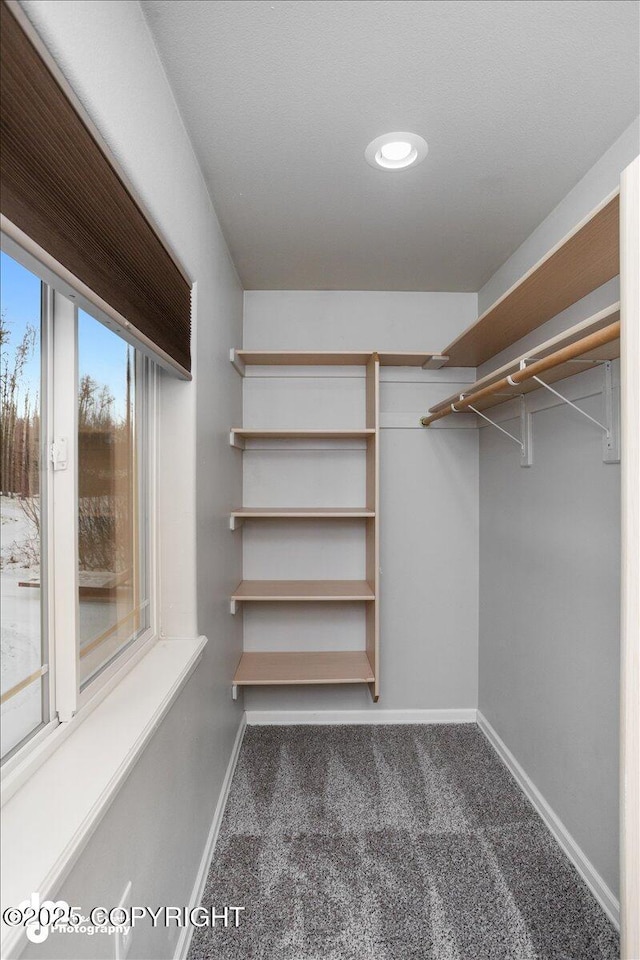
[2,314,135,575]
[0,312,38,498]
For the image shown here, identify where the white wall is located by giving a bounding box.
[241,291,480,711]
[477,126,638,899]
[17,2,244,958]
[478,117,639,314]
[478,363,621,897]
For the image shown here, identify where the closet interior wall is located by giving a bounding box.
[460,128,637,911]
[240,291,479,711]
[473,133,635,902]
[478,347,620,897]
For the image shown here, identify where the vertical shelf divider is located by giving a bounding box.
[365,353,380,702]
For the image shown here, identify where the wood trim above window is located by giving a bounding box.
[0,0,192,378]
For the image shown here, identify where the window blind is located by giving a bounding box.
[0,1,192,377]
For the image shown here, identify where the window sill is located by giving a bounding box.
[0,635,207,960]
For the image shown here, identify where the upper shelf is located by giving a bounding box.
[427,304,620,417]
[442,194,620,368]
[230,349,448,374]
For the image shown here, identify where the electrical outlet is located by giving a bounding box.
[114,881,132,960]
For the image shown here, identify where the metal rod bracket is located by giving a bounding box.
[531,374,609,435]
[602,360,620,463]
[468,403,525,453]
[520,395,533,467]
[526,360,619,464]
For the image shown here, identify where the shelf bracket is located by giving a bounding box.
[528,359,619,463]
[466,402,523,449]
[602,361,620,463]
[229,431,245,450]
[230,598,238,615]
[438,383,533,467]
[229,515,244,531]
[519,395,533,467]
[462,392,532,467]
[422,354,449,370]
[229,348,245,377]
[231,684,238,701]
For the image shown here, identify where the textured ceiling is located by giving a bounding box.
[141,0,639,291]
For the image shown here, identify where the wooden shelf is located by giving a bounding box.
[379,352,448,368]
[230,354,380,702]
[231,507,375,519]
[231,428,374,441]
[230,349,447,373]
[429,305,620,415]
[233,350,373,367]
[442,194,619,367]
[231,580,375,602]
[233,650,375,686]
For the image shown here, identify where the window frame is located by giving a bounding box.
[1,233,158,772]
[76,332,158,711]
[0,274,54,762]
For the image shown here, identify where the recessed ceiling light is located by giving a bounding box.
[365,131,428,170]
[380,141,412,162]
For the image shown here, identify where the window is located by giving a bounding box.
[0,254,45,758]
[0,249,154,763]
[77,311,150,687]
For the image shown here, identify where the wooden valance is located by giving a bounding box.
[0,1,192,377]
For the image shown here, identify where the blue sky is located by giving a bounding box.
[78,310,130,419]
[1,251,130,419]
[1,250,41,406]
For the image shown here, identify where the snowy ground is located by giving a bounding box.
[1,496,43,756]
[1,496,125,756]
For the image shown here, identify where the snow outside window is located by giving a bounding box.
[0,249,152,762]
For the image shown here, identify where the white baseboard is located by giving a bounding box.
[245,708,478,726]
[477,710,619,929]
[172,707,618,952]
[174,713,247,960]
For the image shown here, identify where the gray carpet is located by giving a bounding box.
[189,724,619,960]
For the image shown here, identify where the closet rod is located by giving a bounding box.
[421,320,620,426]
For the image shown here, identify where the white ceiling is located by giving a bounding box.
[141,0,639,291]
